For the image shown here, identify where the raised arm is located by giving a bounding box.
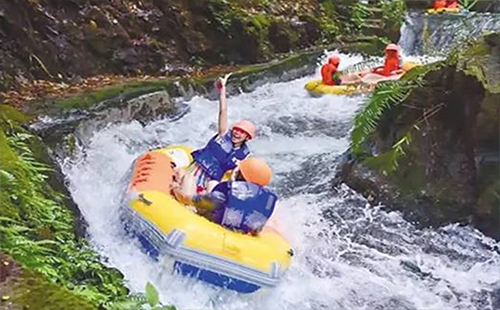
[217,73,232,137]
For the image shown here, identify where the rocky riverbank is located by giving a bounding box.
[0,0,405,92]
[335,32,500,240]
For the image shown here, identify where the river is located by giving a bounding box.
[61,20,500,310]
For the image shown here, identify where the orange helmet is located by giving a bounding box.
[232,120,256,139]
[328,55,341,66]
[239,157,272,186]
[385,44,400,52]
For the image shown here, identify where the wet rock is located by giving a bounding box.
[113,47,140,65]
[334,33,500,240]
[298,14,321,47]
[269,20,295,53]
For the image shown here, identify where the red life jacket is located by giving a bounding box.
[434,0,446,9]
[380,55,401,76]
[446,0,459,8]
[321,63,338,86]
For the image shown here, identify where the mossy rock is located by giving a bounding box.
[1,269,96,310]
[452,33,500,93]
[0,104,31,125]
[268,20,299,53]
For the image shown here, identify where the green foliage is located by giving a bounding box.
[0,127,126,305]
[0,109,175,309]
[351,79,422,155]
[379,0,406,27]
[363,127,417,175]
[350,62,443,174]
[146,282,160,307]
[352,2,371,30]
[105,283,175,310]
[317,1,339,44]
[459,0,479,10]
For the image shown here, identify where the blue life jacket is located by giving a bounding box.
[192,132,250,181]
[210,181,277,234]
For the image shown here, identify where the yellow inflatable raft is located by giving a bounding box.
[121,146,292,293]
[305,61,420,96]
[304,80,360,96]
[426,7,463,14]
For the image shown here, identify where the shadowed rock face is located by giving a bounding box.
[404,0,500,12]
[0,0,320,90]
[0,0,405,91]
[335,33,500,240]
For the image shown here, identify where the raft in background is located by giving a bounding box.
[120,146,293,293]
[304,61,419,96]
[426,7,467,15]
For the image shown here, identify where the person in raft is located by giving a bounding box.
[433,0,447,9]
[446,0,460,8]
[433,0,460,9]
[173,157,277,235]
[320,55,362,86]
[371,43,404,77]
[177,73,255,196]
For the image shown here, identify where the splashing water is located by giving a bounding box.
[400,11,500,56]
[62,53,500,309]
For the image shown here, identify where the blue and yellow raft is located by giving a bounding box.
[426,7,465,14]
[121,146,293,293]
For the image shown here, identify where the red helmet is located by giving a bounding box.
[385,44,400,52]
[232,120,256,139]
[328,55,341,66]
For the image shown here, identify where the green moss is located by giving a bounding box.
[6,270,96,310]
[0,104,31,124]
[449,33,500,93]
[54,80,175,111]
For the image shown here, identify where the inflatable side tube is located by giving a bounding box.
[121,205,284,290]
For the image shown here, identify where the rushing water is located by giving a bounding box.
[62,51,500,310]
[400,11,500,55]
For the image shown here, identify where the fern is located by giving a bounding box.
[350,62,428,156]
[459,0,478,10]
[363,127,418,175]
[351,80,413,154]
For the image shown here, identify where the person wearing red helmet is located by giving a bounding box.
[321,55,342,86]
[433,0,447,9]
[178,73,255,195]
[321,55,362,86]
[446,0,460,8]
[372,43,404,77]
[173,157,277,235]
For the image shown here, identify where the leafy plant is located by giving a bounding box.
[363,126,418,175]
[459,0,479,10]
[105,283,175,310]
[350,79,421,155]
[352,2,371,30]
[0,111,175,309]
[379,0,406,23]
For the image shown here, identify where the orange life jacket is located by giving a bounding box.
[321,63,338,86]
[434,0,446,9]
